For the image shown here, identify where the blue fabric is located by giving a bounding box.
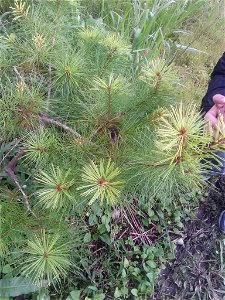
[219,210,225,233]
[208,151,225,176]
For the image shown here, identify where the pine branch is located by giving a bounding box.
[5,151,24,170]
[46,64,52,112]
[127,160,171,168]
[38,114,82,138]
[0,139,21,166]
[11,70,82,139]
[99,48,116,78]
[13,66,25,82]
[89,92,154,140]
[38,114,98,147]
[89,113,125,141]
[203,137,225,151]
[107,84,112,119]
[4,151,36,217]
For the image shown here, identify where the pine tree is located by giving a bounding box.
[0,0,222,297]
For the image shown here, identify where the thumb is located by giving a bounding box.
[213,94,225,104]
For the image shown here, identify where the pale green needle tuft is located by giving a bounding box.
[35,165,76,210]
[23,129,54,165]
[21,230,71,285]
[78,159,124,206]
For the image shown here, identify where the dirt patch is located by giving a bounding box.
[153,176,225,300]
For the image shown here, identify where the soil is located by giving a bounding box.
[153,176,225,300]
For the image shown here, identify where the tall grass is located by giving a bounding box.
[82,0,206,64]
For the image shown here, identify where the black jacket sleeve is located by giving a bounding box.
[201,52,225,113]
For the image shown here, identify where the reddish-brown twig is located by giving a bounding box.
[4,151,36,217]
[38,114,82,138]
[0,139,21,166]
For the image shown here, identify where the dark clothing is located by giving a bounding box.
[201,52,225,113]
[201,52,225,177]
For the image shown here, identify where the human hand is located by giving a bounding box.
[213,94,225,109]
[206,94,225,129]
[204,104,218,127]
[204,94,225,122]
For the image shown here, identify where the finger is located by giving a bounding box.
[213,94,225,104]
[217,104,224,109]
[204,105,218,127]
